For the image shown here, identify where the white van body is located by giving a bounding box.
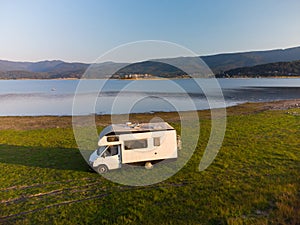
[89,122,178,173]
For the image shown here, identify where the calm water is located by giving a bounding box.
[0,78,299,116]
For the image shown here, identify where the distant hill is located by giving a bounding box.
[1,46,300,79]
[201,46,300,73]
[0,60,64,72]
[0,60,89,79]
[112,61,189,79]
[216,60,300,78]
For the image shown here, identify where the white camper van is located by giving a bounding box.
[89,122,178,173]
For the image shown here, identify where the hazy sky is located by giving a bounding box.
[1,0,300,62]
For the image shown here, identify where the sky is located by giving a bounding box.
[0,0,300,63]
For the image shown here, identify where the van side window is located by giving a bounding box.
[109,145,119,156]
[103,145,118,157]
[153,137,160,146]
[124,139,147,150]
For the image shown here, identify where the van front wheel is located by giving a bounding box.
[96,165,109,174]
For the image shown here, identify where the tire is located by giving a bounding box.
[96,165,109,174]
[145,162,153,169]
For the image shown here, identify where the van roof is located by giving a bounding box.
[99,122,174,138]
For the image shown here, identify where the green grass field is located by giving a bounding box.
[0,106,299,224]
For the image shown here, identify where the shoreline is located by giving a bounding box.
[0,99,299,130]
[0,76,300,81]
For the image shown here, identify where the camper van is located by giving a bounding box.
[89,122,178,174]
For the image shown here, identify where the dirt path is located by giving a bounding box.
[0,180,192,223]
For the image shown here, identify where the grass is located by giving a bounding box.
[0,104,299,224]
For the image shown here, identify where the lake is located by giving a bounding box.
[0,78,299,116]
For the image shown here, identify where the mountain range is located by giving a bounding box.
[216,60,300,78]
[1,46,300,79]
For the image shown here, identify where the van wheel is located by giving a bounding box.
[96,165,109,174]
[145,162,153,169]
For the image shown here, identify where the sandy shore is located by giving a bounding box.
[0,99,299,130]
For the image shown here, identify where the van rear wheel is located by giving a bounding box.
[145,162,153,169]
[96,165,109,174]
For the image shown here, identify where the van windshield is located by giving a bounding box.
[97,146,107,156]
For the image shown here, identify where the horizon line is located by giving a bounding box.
[1,44,299,64]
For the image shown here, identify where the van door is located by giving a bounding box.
[101,145,121,170]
